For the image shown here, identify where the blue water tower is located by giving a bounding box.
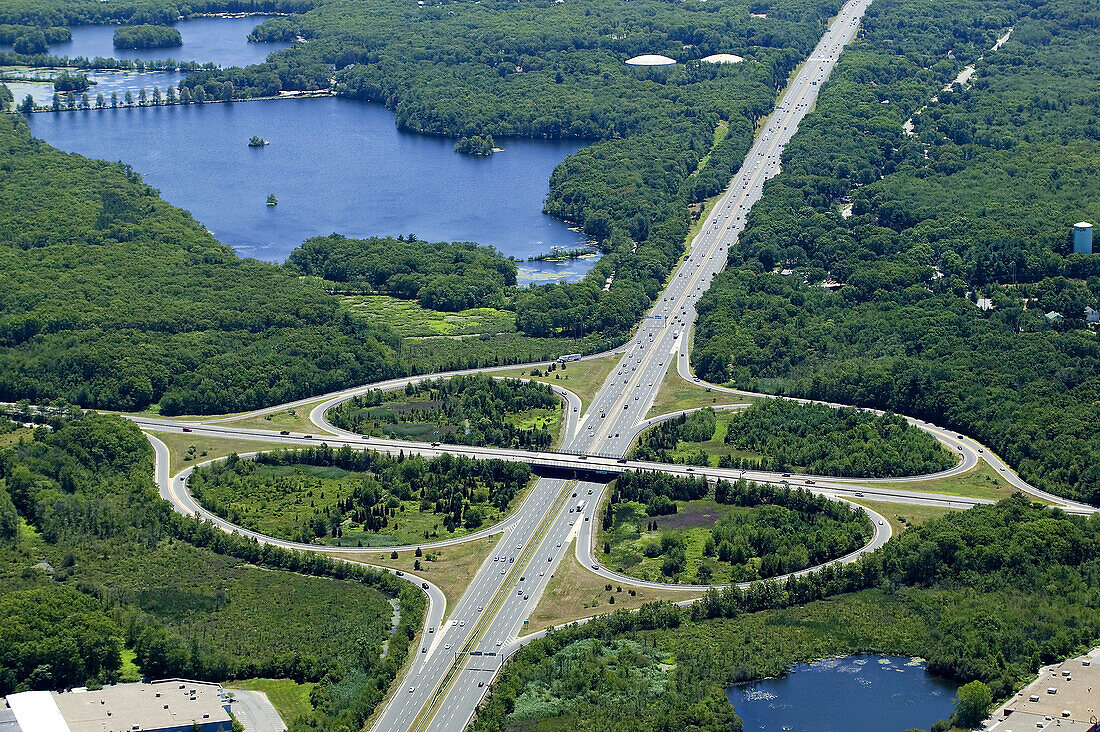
[1074,222,1093,254]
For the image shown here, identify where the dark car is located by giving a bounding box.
[279,430,290,435]
[422,582,428,589]
[181,427,192,432]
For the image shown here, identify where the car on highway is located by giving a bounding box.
[429,627,434,633]
[421,582,428,589]
[395,571,404,576]
[181,427,192,432]
[279,430,290,435]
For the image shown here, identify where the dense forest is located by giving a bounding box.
[722,400,954,477]
[0,412,424,731]
[190,444,532,540]
[474,496,1100,731]
[112,23,181,49]
[601,472,870,583]
[328,374,559,450]
[692,0,1100,504]
[633,402,954,477]
[285,234,517,311]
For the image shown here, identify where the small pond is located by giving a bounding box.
[728,655,958,732]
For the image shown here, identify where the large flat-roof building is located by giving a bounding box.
[987,647,1099,731]
[4,680,233,732]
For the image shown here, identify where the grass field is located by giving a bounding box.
[151,430,300,475]
[328,535,497,616]
[648,366,751,417]
[523,539,701,635]
[118,648,142,683]
[492,353,620,411]
[342,294,515,337]
[220,398,335,434]
[851,499,960,535]
[225,678,316,724]
[0,427,32,447]
[865,460,1021,502]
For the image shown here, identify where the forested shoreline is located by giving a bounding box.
[692,0,1100,504]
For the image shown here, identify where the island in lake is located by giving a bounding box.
[113,25,183,50]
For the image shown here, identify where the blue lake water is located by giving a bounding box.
[2,16,292,67]
[728,656,959,732]
[27,97,593,282]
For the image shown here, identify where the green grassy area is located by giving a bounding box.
[0,427,32,447]
[851,499,960,535]
[492,353,620,412]
[648,366,751,418]
[330,535,498,616]
[150,430,301,476]
[192,462,516,547]
[219,398,335,434]
[508,406,564,449]
[524,539,701,635]
[342,294,515,338]
[865,460,1022,502]
[635,410,762,467]
[118,648,142,683]
[225,678,316,725]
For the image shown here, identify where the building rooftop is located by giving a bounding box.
[625,54,676,66]
[701,53,744,63]
[7,680,232,732]
[988,648,1099,731]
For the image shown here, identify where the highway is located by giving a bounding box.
[122,0,1096,728]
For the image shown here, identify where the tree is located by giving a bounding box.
[138,88,148,106]
[13,30,47,55]
[65,91,76,110]
[192,85,206,104]
[124,90,134,107]
[152,87,162,105]
[166,86,177,104]
[95,93,106,109]
[52,92,61,112]
[110,92,118,108]
[19,94,34,115]
[953,680,992,729]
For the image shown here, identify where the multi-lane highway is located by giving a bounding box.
[122,0,1095,729]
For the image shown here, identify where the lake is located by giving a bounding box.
[2,16,292,67]
[728,656,959,732]
[27,97,592,283]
